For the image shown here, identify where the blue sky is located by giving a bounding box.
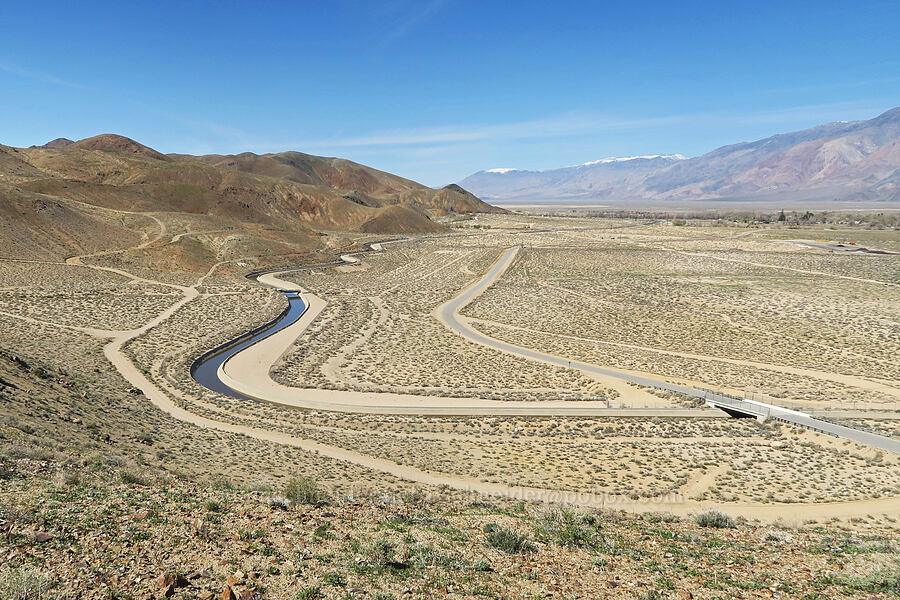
[1,1,898,186]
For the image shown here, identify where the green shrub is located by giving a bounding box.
[470,559,492,572]
[204,500,223,513]
[693,510,736,529]
[0,457,15,480]
[266,496,290,510]
[60,471,80,486]
[313,523,332,539]
[364,538,396,568]
[283,476,328,506]
[407,543,455,569]
[484,525,535,554]
[32,367,52,380]
[321,572,345,587]
[209,475,234,490]
[295,587,322,600]
[536,507,603,549]
[841,565,900,594]
[0,566,50,599]
[135,432,154,445]
[644,512,679,523]
[118,469,149,486]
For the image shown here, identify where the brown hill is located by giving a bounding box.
[0,183,145,260]
[430,184,499,214]
[30,137,74,149]
[0,134,500,270]
[358,204,445,233]
[0,145,50,183]
[182,150,503,214]
[69,134,172,161]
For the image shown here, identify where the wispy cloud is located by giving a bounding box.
[277,101,888,153]
[0,59,87,89]
[381,0,449,42]
[284,112,688,150]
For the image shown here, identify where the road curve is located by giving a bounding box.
[75,227,896,521]
[216,252,711,416]
[436,246,900,453]
[208,243,899,450]
[438,247,783,398]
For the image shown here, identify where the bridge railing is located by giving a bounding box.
[698,389,770,417]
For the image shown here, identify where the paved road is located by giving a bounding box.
[437,246,900,453]
[783,413,900,452]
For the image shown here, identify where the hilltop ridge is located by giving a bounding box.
[29,138,74,149]
[0,134,501,270]
[69,134,172,161]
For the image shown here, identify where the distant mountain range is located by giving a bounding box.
[459,107,900,204]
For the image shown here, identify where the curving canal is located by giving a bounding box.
[190,291,307,400]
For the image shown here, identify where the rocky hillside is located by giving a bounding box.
[460,107,900,204]
[1,453,898,599]
[179,148,501,216]
[0,135,499,266]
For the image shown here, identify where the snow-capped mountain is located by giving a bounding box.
[459,155,684,201]
[458,107,900,204]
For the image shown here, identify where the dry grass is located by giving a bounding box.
[0,212,897,516]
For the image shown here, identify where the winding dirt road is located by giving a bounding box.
[218,245,900,451]
[5,213,898,520]
[220,252,715,415]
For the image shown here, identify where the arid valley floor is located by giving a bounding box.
[2,209,899,599]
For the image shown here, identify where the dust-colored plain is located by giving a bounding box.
[2,209,898,523]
